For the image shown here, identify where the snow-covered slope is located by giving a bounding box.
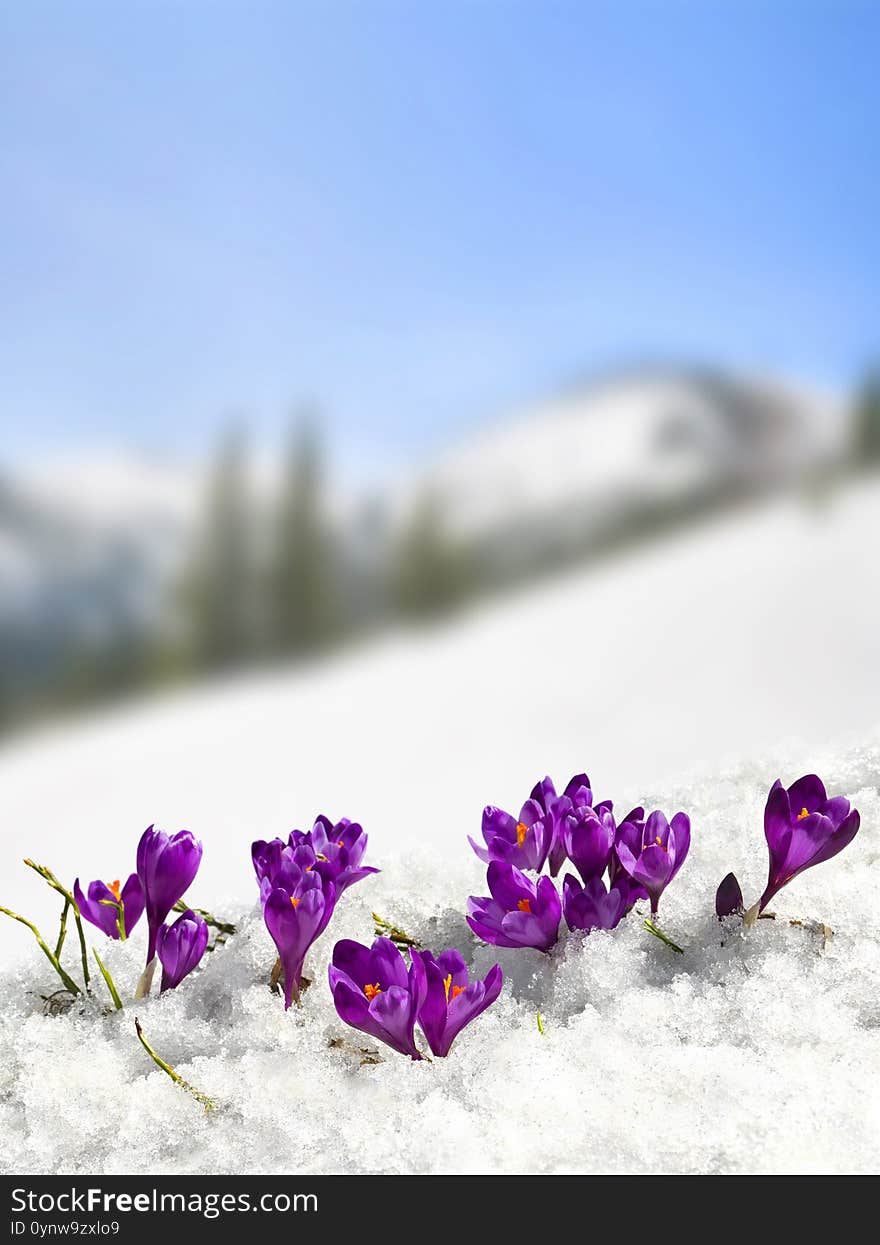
[0,478,877,1174]
[0,741,877,1175]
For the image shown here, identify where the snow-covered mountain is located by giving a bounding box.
[0,367,849,689]
[394,366,846,562]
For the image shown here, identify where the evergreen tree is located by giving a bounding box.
[390,488,473,618]
[186,425,255,670]
[853,367,880,466]
[270,412,338,654]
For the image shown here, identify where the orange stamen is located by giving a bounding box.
[290,896,300,908]
[443,973,465,1005]
[108,879,122,900]
[516,822,528,848]
[517,898,532,913]
[364,982,382,1001]
[797,807,810,820]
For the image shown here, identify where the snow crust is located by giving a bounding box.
[1,742,877,1175]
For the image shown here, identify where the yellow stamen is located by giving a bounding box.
[364,982,381,1001]
[797,807,810,820]
[517,898,532,913]
[654,836,667,851]
[443,973,465,1004]
[290,896,300,908]
[337,840,344,848]
[108,879,122,900]
[516,822,528,848]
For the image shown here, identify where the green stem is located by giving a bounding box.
[0,905,82,995]
[54,897,70,960]
[23,861,91,990]
[92,947,123,1010]
[134,1018,216,1112]
[372,911,421,948]
[98,897,127,941]
[172,900,235,952]
[643,917,685,954]
[172,899,236,936]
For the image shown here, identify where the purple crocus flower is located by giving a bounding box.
[608,807,650,908]
[467,862,561,952]
[562,874,627,934]
[715,872,744,919]
[136,825,202,965]
[614,809,691,914]
[73,873,144,939]
[329,937,427,1060]
[468,798,551,873]
[534,773,614,876]
[561,805,616,883]
[759,774,860,912]
[264,866,336,1009]
[253,814,378,898]
[414,949,503,1057]
[156,908,208,992]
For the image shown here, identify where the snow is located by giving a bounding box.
[0,743,877,1175]
[0,477,878,1173]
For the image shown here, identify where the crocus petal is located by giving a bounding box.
[806,808,860,869]
[668,812,691,881]
[786,773,827,815]
[119,873,146,935]
[763,781,793,854]
[467,835,492,864]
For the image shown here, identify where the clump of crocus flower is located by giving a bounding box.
[467,772,691,955]
[328,937,503,1060]
[253,815,379,899]
[253,813,379,1008]
[0,825,212,1011]
[467,861,561,951]
[716,773,860,922]
[481,772,614,877]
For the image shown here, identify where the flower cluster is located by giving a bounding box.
[0,765,863,1089]
[328,938,502,1059]
[716,774,861,920]
[467,771,691,952]
[252,815,379,1008]
[76,825,206,996]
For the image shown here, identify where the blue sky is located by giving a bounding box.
[2,1,878,473]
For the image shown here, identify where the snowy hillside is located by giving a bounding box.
[0,476,877,1174]
[1,474,878,940]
